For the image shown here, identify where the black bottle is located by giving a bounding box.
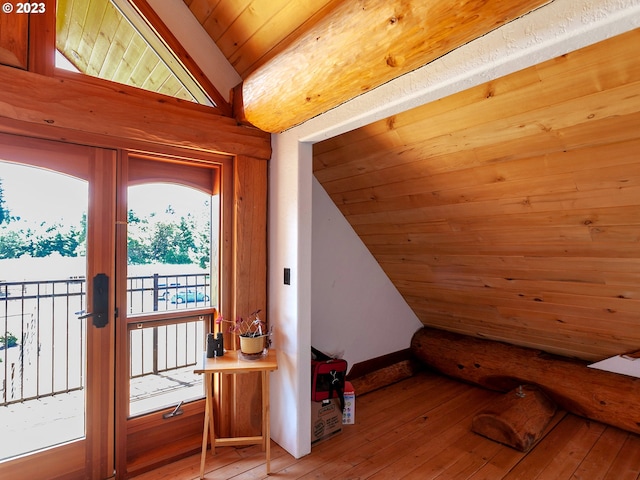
[215,332,224,357]
[206,333,215,358]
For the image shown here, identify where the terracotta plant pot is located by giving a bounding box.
[239,335,265,355]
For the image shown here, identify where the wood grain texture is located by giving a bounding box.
[131,372,640,480]
[240,0,549,132]
[185,0,336,78]
[0,12,28,68]
[348,359,415,396]
[85,147,118,479]
[230,155,269,438]
[314,29,640,362]
[28,0,56,76]
[0,66,271,159]
[472,386,557,452]
[126,401,206,475]
[129,0,232,115]
[57,0,208,105]
[0,83,269,475]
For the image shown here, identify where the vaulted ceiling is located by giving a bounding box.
[57,0,550,132]
[57,0,206,103]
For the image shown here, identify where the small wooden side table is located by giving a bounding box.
[194,349,278,479]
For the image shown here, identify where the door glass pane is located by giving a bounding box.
[127,182,216,416]
[0,161,87,460]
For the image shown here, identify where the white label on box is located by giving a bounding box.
[342,392,355,424]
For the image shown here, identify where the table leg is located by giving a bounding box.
[200,374,216,479]
[199,374,210,479]
[209,373,216,454]
[262,370,271,474]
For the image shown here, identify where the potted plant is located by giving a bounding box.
[216,309,271,356]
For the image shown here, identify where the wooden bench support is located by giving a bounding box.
[471,385,556,452]
[347,349,417,395]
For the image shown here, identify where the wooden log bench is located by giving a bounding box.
[410,327,640,437]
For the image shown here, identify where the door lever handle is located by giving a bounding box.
[77,273,110,328]
[77,311,107,322]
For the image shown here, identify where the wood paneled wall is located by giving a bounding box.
[313,29,640,362]
[230,154,268,437]
[0,13,28,68]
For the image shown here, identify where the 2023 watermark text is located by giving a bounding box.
[2,2,46,14]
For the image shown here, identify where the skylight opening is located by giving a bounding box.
[56,0,215,107]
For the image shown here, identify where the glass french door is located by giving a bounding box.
[0,136,221,478]
[115,153,220,476]
[0,134,115,479]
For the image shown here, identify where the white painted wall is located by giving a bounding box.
[267,0,640,460]
[267,136,313,458]
[310,177,422,367]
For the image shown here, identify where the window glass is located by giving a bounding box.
[56,0,214,106]
[0,160,88,459]
[127,181,217,415]
[127,183,214,315]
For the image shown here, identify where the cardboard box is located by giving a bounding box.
[342,381,355,424]
[311,398,342,444]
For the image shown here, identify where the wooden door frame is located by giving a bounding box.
[114,150,236,478]
[86,147,117,479]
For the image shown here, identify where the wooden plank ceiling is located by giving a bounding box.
[313,29,640,362]
[57,0,202,104]
[185,0,550,132]
[183,0,337,79]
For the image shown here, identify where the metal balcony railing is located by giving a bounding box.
[0,273,210,407]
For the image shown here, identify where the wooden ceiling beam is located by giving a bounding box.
[240,0,549,133]
[0,66,270,159]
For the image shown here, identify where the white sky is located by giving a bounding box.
[0,161,87,224]
[0,160,209,224]
[129,183,210,220]
[0,161,212,281]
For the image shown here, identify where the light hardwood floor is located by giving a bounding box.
[132,370,640,479]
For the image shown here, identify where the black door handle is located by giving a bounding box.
[77,273,109,328]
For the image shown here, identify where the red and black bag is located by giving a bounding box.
[311,346,348,411]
